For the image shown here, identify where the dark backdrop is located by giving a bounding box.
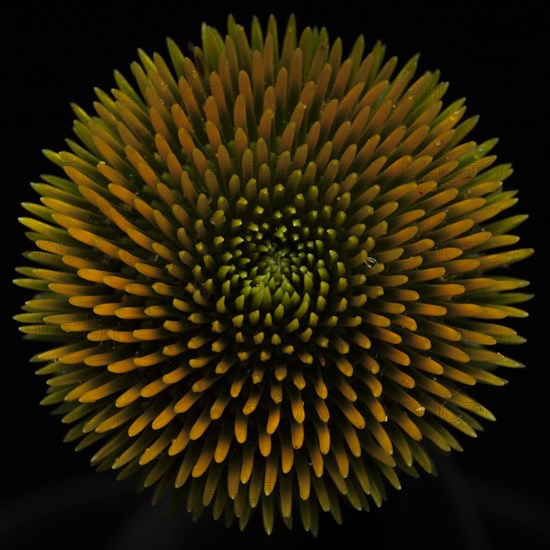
[1,1,547,549]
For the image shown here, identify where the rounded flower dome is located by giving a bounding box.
[15,14,532,535]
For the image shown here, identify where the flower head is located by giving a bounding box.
[15,14,532,534]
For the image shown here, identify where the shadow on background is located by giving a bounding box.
[2,459,549,549]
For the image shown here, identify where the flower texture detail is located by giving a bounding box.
[15,15,532,535]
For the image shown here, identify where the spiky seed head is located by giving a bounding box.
[15,14,532,535]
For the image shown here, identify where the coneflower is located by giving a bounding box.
[14,14,532,535]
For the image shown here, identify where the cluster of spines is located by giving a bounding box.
[14,15,532,534]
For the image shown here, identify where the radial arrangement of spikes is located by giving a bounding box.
[15,14,532,535]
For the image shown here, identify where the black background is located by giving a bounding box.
[1,1,548,548]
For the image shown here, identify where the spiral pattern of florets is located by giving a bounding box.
[15,15,532,534]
